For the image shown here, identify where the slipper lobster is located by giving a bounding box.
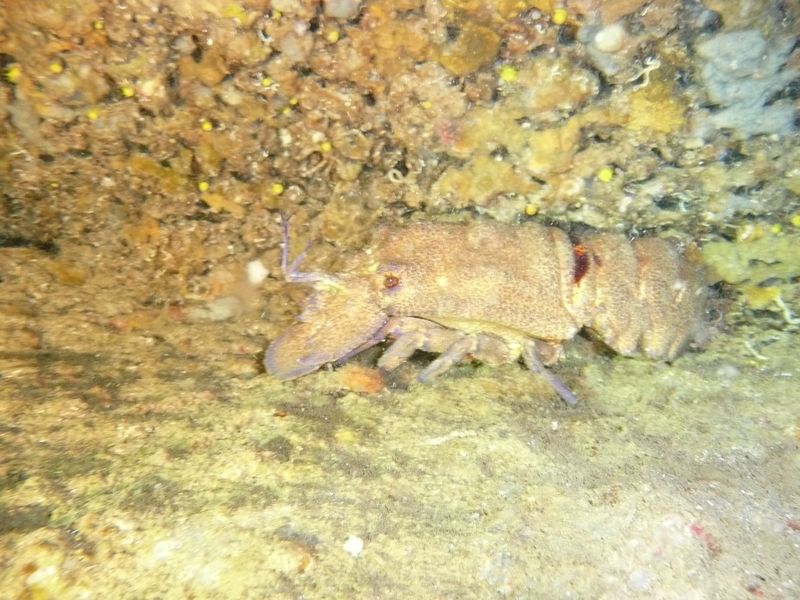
[264,219,708,407]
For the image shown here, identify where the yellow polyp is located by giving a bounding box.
[93,20,104,30]
[742,285,781,310]
[552,8,568,25]
[326,30,340,43]
[86,107,100,120]
[791,214,800,227]
[525,204,538,216]
[320,141,332,153]
[272,10,281,18]
[198,181,210,192]
[201,120,213,131]
[120,86,135,98]
[50,182,59,189]
[4,65,21,83]
[771,224,782,235]
[289,97,299,106]
[499,65,518,83]
[271,183,285,195]
[49,63,63,74]
[222,3,246,20]
[597,166,614,182]
[281,107,291,115]
[261,77,273,87]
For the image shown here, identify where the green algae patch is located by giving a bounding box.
[42,454,112,481]
[702,234,800,285]
[0,504,53,534]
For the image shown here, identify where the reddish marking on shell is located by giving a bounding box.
[570,238,590,285]
[383,273,400,289]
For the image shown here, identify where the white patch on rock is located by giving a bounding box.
[247,259,269,284]
[343,535,364,557]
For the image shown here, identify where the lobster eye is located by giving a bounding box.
[383,273,400,289]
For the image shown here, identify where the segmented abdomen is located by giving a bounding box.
[582,234,707,360]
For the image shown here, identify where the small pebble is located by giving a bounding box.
[716,363,740,379]
[247,259,269,284]
[324,0,361,20]
[593,22,626,53]
[189,296,244,321]
[343,535,364,557]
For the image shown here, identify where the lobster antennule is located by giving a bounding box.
[280,214,339,284]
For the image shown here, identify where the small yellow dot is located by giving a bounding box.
[552,8,568,25]
[261,77,273,87]
[198,181,209,192]
[326,30,339,43]
[524,204,538,216]
[281,106,291,115]
[4,65,21,83]
[93,20,104,30]
[271,183,285,195]
[421,100,432,109]
[289,97,299,106]
[86,107,100,120]
[50,182,59,189]
[597,166,614,182]
[120,86,135,98]
[791,214,800,228]
[201,120,213,131]
[771,224,782,234]
[320,141,332,152]
[271,10,281,18]
[499,65,518,83]
[49,62,63,74]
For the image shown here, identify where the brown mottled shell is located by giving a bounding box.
[366,221,707,360]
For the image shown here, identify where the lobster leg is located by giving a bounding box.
[522,340,577,408]
[417,336,476,381]
[378,318,466,371]
[379,318,509,377]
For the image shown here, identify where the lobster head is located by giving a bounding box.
[265,274,389,379]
